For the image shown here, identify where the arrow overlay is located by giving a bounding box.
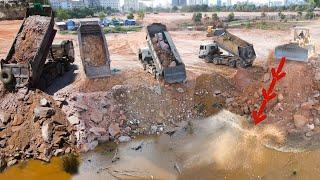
[252,57,287,125]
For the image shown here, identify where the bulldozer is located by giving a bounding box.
[275,27,316,62]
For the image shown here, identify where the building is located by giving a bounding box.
[123,0,139,11]
[172,0,187,6]
[216,0,221,6]
[187,0,209,5]
[99,0,120,10]
[49,0,86,9]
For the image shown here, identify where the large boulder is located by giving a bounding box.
[42,122,53,143]
[0,112,11,125]
[34,107,55,119]
[293,114,308,128]
[108,123,120,137]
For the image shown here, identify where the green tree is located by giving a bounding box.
[172,5,178,12]
[137,10,145,20]
[98,12,106,21]
[56,8,69,21]
[127,12,134,19]
[192,12,202,24]
[227,12,235,22]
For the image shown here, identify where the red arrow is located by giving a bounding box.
[252,57,287,125]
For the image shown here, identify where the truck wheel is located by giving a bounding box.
[0,68,13,85]
[204,57,211,63]
[213,59,218,65]
[229,61,236,68]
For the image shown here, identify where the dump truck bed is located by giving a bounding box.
[209,29,256,66]
[146,23,186,83]
[0,5,55,88]
[78,21,111,78]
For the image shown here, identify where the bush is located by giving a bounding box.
[98,12,106,21]
[305,11,315,19]
[61,154,80,175]
[56,8,70,21]
[137,10,145,20]
[227,12,235,22]
[127,12,134,19]
[212,13,219,21]
[192,12,202,24]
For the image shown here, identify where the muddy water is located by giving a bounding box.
[2,110,320,179]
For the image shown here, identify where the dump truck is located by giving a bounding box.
[199,28,256,68]
[78,21,111,79]
[138,23,187,83]
[39,40,75,89]
[275,27,316,62]
[0,5,56,88]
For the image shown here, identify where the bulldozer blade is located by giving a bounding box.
[275,43,308,62]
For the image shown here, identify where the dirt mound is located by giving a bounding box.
[8,15,51,64]
[0,88,77,170]
[82,35,107,67]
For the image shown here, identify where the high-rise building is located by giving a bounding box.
[123,0,139,11]
[172,0,187,6]
[99,0,120,10]
[187,0,209,5]
[216,0,221,7]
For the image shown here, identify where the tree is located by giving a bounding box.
[212,13,219,21]
[192,12,202,24]
[137,10,145,20]
[127,12,134,19]
[56,8,69,21]
[172,6,178,12]
[98,12,106,21]
[227,12,235,22]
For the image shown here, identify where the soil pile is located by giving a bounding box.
[8,15,51,64]
[82,35,107,67]
[152,34,176,68]
[0,88,77,170]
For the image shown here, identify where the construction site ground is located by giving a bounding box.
[1,13,320,176]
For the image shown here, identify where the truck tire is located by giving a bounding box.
[228,60,237,68]
[0,68,13,85]
[204,56,211,63]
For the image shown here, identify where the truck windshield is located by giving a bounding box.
[200,45,204,50]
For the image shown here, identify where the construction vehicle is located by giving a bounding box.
[199,28,256,68]
[138,23,187,83]
[0,5,56,88]
[39,40,75,89]
[78,21,111,78]
[275,27,316,61]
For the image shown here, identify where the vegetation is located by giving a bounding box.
[54,7,118,21]
[137,10,145,20]
[98,12,106,21]
[227,12,235,22]
[192,12,202,24]
[61,154,80,175]
[103,26,142,34]
[127,12,134,19]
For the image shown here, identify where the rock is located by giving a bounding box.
[7,159,17,167]
[306,131,313,137]
[254,92,259,98]
[315,71,320,81]
[12,114,24,126]
[65,147,71,154]
[97,135,109,143]
[293,114,308,128]
[263,73,270,82]
[108,123,120,137]
[0,157,6,172]
[0,139,6,148]
[89,127,107,136]
[314,118,320,126]
[0,112,11,125]
[37,154,50,162]
[54,149,64,156]
[307,123,315,130]
[214,90,221,95]
[301,101,315,110]
[177,88,184,93]
[34,107,55,119]
[67,115,80,125]
[90,113,103,124]
[40,98,49,107]
[118,136,131,143]
[153,85,161,95]
[226,98,234,104]
[42,122,53,143]
[278,93,284,102]
[82,141,99,152]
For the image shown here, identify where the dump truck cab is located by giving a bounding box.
[138,47,153,70]
[199,42,219,58]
